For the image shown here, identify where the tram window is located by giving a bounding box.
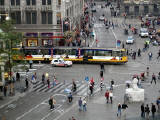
[87,50,94,56]
[121,51,126,56]
[112,51,120,56]
[71,49,76,55]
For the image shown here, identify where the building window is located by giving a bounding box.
[144,6,149,14]
[134,6,139,16]
[26,0,30,5]
[11,11,21,24]
[57,12,61,24]
[26,11,37,24]
[154,4,158,13]
[41,12,52,24]
[125,6,129,15]
[42,0,51,5]
[58,0,61,5]
[42,39,53,46]
[32,0,36,5]
[11,0,20,6]
[42,0,46,5]
[32,12,37,24]
[26,0,36,5]
[48,12,52,24]
[48,0,51,5]
[0,0,4,5]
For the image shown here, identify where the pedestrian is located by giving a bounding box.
[34,72,37,81]
[151,103,156,119]
[156,98,160,111]
[100,63,104,71]
[146,67,149,76]
[68,92,73,103]
[16,72,20,81]
[157,50,160,59]
[148,52,152,61]
[117,103,122,117]
[89,84,93,95]
[42,73,45,85]
[110,79,114,90]
[53,76,57,87]
[82,98,87,111]
[122,103,128,118]
[72,80,77,92]
[112,22,114,29]
[105,90,110,103]
[29,60,33,69]
[109,91,113,104]
[31,74,36,83]
[145,104,150,120]
[138,48,141,57]
[100,70,103,78]
[3,85,7,97]
[151,73,156,84]
[49,96,54,110]
[141,103,145,118]
[25,78,29,89]
[78,97,82,111]
[71,116,76,120]
[47,78,50,88]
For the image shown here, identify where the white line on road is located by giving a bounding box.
[111,28,117,48]
[40,104,62,120]
[16,94,64,120]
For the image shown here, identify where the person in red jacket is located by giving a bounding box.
[105,90,110,103]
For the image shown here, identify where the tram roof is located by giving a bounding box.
[17,47,125,51]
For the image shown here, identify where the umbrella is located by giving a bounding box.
[64,88,71,94]
[125,80,132,84]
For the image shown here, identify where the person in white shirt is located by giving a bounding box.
[110,91,113,104]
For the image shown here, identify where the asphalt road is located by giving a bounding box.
[0,1,160,120]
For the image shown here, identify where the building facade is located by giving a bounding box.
[121,0,160,16]
[0,0,84,47]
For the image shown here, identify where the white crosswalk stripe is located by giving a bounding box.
[31,81,101,96]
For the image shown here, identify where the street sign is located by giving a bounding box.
[85,76,89,81]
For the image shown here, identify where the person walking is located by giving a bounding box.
[109,91,113,104]
[25,78,29,89]
[105,90,110,103]
[146,67,149,76]
[68,92,73,103]
[16,72,20,81]
[151,73,156,84]
[141,103,145,118]
[100,70,103,78]
[138,48,141,57]
[157,50,160,59]
[117,103,122,117]
[89,84,93,95]
[122,103,128,119]
[151,103,156,119]
[47,78,50,88]
[100,63,104,71]
[110,79,114,90]
[82,98,87,111]
[49,96,54,110]
[78,97,82,111]
[148,52,153,61]
[3,85,7,97]
[145,104,150,120]
[42,73,45,85]
[53,76,57,87]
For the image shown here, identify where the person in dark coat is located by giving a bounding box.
[3,85,7,97]
[25,78,29,89]
[16,72,20,81]
[151,103,156,119]
[141,103,145,118]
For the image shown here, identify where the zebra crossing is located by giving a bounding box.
[31,81,104,96]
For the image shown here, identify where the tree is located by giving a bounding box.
[0,20,24,95]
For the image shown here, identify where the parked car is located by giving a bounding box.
[126,36,134,44]
[139,28,149,37]
[51,58,72,67]
[99,16,105,21]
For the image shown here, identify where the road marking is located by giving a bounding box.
[54,103,77,120]
[111,28,117,48]
[16,94,64,120]
[40,104,62,120]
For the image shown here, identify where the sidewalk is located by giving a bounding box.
[0,64,41,109]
